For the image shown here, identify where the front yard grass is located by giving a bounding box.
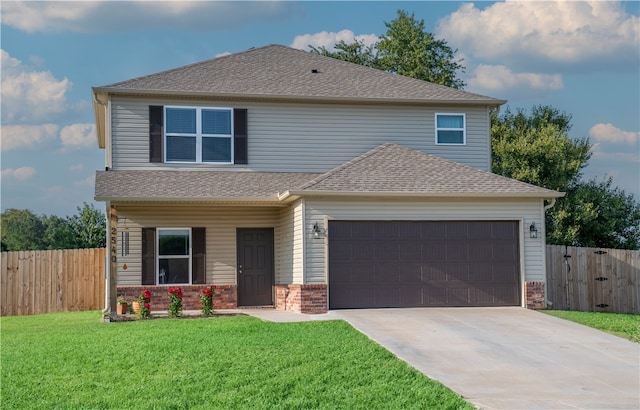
[543,310,640,343]
[1,311,472,409]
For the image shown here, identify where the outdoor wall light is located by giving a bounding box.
[529,222,538,239]
[312,222,326,238]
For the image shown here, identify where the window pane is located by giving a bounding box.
[159,258,189,284]
[438,130,464,144]
[202,137,231,162]
[158,229,190,255]
[202,109,231,135]
[166,136,196,162]
[437,115,464,129]
[166,108,196,134]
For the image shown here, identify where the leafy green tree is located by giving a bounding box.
[1,209,45,251]
[310,9,465,89]
[69,203,106,249]
[310,39,378,67]
[42,215,77,250]
[377,10,465,88]
[491,106,591,192]
[491,105,639,249]
[548,178,640,249]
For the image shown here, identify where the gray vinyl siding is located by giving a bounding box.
[110,96,491,172]
[303,198,546,300]
[276,199,305,284]
[114,205,281,286]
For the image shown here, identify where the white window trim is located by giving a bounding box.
[435,113,466,145]
[156,227,192,285]
[164,106,234,164]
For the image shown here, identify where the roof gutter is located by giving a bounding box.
[90,87,507,107]
[282,190,565,199]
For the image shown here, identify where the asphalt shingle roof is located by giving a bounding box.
[95,144,562,202]
[295,143,562,197]
[94,171,319,201]
[95,44,504,105]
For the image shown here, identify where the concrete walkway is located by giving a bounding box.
[328,308,640,410]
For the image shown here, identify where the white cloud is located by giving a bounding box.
[1,124,59,151]
[1,166,37,181]
[468,65,563,95]
[1,50,71,124]
[436,1,640,72]
[1,1,298,33]
[589,123,639,145]
[291,29,378,51]
[73,175,95,187]
[59,123,96,150]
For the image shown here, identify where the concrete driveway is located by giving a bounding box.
[332,308,639,410]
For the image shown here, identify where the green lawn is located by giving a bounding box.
[543,310,640,343]
[1,311,471,409]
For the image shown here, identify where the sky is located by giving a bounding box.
[1,0,639,217]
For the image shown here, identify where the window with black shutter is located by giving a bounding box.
[141,227,206,285]
[149,105,247,164]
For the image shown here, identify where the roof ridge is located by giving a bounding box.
[298,142,396,190]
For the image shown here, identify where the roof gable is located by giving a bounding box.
[294,143,563,198]
[94,44,504,105]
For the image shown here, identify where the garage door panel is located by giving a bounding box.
[329,220,520,309]
[422,241,447,260]
[375,243,400,260]
[399,242,422,261]
[447,241,469,261]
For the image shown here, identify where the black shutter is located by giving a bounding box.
[233,108,248,164]
[192,228,206,284]
[149,106,163,163]
[141,228,156,285]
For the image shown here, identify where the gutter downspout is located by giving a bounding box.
[543,197,558,308]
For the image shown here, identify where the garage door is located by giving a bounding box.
[328,220,520,309]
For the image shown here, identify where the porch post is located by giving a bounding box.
[108,203,118,315]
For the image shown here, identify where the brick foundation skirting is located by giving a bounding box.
[275,284,328,314]
[525,281,545,309]
[117,285,237,311]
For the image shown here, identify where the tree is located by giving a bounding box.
[69,203,106,249]
[42,215,77,250]
[309,10,465,89]
[491,105,639,249]
[309,39,378,67]
[377,10,465,88]
[1,209,45,251]
[548,178,640,249]
[491,106,591,192]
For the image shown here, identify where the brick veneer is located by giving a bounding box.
[275,284,328,314]
[525,281,545,309]
[117,285,237,311]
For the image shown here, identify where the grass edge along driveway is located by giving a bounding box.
[1,311,472,409]
[542,310,640,343]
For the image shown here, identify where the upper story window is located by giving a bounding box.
[165,106,233,163]
[435,113,466,145]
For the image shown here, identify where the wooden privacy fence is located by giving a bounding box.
[546,245,640,314]
[1,248,105,316]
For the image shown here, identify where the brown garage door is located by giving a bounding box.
[328,220,520,309]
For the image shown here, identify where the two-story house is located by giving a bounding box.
[92,44,562,315]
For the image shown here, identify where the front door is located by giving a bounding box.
[237,228,274,306]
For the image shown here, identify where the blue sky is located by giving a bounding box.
[1,0,639,217]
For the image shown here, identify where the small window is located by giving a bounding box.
[157,228,191,285]
[165,106,233,163]
[436,113,466,145]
